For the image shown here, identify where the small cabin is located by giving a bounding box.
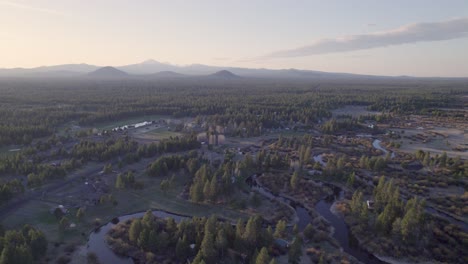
[367,200,375,210]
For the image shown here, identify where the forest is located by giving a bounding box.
[0,76,466,264]
[0,77,465,147]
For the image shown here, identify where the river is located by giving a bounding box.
[372,139,395,158]
[87,210,187,264]
[251,175,385,263]
[314,187,385,264]
[87,141,401,263]
[88,173,386,264]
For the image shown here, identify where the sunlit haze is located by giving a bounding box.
[1,0,468,77]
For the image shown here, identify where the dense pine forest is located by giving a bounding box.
[0,77,466,146]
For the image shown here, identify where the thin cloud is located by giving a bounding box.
[212,57,231,61]
[0,0,64,16]
[259,17,468,59]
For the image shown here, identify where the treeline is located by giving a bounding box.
[0,179,24,204]
[189,163,237,203]
[0,106,82,146]
[358,155,388,171]
[71,138,138,162]
[321,118,366,134]
[146,152,238,203]
[115,171,143,190]
[0,135,200,191]
[0,152,80,188]
[1,78,464,147]
[108,212,281,264]
[0,224,47,264]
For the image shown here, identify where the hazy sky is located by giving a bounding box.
[1,0,468,77]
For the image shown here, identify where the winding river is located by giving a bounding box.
[314,187,385,264]
[86,141,402,263]
[251,175,385,263]
[372,139,395,158]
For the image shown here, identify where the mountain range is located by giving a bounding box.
[0,59,464,79]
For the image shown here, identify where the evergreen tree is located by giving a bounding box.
[115,174,125,189]
[274,220,286,239]
[288,236,302,264]
[290,171,299,191]
[27,229,47,260]
[347,172,356,187]
[350,191,363,214]
[256,247,270,264]
[76,207,85,220]
[190,181,204,202]
[303,224,314,240]
[199,230,217,263]
[129,219,142,242]
[215,229,228,257]
[175,237,190,262]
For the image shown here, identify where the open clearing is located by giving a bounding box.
[86,114,169,131]
[130,125,183,141]
[396,127,468,159]
[331,105,382,118]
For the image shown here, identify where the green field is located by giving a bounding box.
[132,126,184,140]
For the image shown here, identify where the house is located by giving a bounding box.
[367,200,375,210]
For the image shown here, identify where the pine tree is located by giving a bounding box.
[290,171,299,191]
[190,181,204,202]
[350,190,363,214]
[288,236,303,264]
[215,229,228,257]
[59,217,69,231]
[142,210,154,227]
[244,216,261,246]
[129,219,142,242]
[115,174,125,189]
[439,152,447,167]
[347,172,356,187]
[203,180,211,201]
[28,229,47,260]
[292,224,299,235]
[76,207,85,220]
[274,220,286,238]
[256,247,270,264]
[303,224,314,240]
[199,230,217,263]
[208,176,218,201]
[137,229,149,249]
[175,237,190,261]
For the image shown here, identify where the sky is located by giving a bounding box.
[1,0,468,77]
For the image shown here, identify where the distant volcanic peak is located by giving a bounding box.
[88,66,128,77]
[140,59,161,65]
[210,70,240,78]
